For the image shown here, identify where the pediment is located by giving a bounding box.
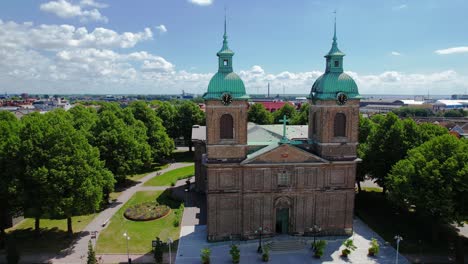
[241,143,326,165]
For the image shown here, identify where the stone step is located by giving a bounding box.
[265,240,306,252]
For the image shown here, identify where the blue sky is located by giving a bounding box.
[0,0,467,95]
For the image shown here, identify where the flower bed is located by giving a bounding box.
[124,202,170,221]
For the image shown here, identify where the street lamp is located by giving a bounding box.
[167,238,173,264]
[123,232,131,264]
[310,225,322,249]
[394,235,403,264]
[254,227,267,253]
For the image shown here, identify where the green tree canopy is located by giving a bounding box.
[387,135,468,227]
[0,111,21,248]
[272,103,297,124]
[248,103,273,125]
[68,105,98,141]
[290,103,309,125]
[153,100,179,139]
[128,101,174,162]
[176,101,205,151]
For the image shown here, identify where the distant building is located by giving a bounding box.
[433,100,468,110]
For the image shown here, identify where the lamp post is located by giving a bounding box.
[254,227,267,253]
[167,238,173,264]
[310,225,322,249]
[123,232,131,264]
[394,235,403,264]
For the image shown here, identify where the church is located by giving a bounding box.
[192,18,361,242]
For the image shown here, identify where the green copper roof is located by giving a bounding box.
[204,16,249,100]
[204,72,249,99]
[311,72,360,100]
[310,17,360,100]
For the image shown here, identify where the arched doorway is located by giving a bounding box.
[274,197,292,234]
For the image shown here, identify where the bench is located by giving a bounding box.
[102,217,111,227]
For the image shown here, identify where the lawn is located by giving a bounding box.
[6,214,96,253]
[144,165,194,187]
[96,190,183,254]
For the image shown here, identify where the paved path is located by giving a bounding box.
[50,162,193,264]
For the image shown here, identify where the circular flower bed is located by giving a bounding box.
[124,202,170,221]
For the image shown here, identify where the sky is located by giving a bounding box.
[0,0,468,95]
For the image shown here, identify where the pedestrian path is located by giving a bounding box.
[50,162,193,264]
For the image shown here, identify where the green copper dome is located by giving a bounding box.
[203,16,249,101]
[310,18,360,101]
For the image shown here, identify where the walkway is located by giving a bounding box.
[50,162,193,264]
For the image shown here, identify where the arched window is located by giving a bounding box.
[312,112,317,135]
[220,114,233,139]
[334,113,346,137]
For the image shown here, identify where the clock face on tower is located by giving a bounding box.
[221,93,233,105]
[336,92,348,105]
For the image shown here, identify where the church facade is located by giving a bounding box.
[193,19,361,242]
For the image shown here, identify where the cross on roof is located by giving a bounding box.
[279,115,289,140]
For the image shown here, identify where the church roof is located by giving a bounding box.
[310,17,360,101]
[203,16,249,101]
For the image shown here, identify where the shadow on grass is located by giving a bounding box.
[355,191,462,255]
[7,227,89,254]
[171,151,194,163]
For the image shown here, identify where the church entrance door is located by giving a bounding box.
[275,208,289,234]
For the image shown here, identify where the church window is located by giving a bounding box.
[312,112,317,134]
[278,170,289,186]
[220,114,233,139]
[224,60,228,66]
[334,60,339,67]
[334,113,346,137]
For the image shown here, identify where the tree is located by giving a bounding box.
[387,135,468,240]
[87,240,97,264]
[68,105,99,141]
[176,101,205,152]
[153,101,179,139]
[0,111,21,249]
[443,109,466,117]
[248,103,273,124]
[20,110,115,236]
[128,101,174,162]
[290,103,309,125]
[272,103,297,124]
[92,108,152,182]
[356,115,376,192]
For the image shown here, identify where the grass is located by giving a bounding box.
[6,214,96,253]
[144,165,194,187]
[96,190,183,254]
[355,191,458,254]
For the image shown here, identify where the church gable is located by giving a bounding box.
[242,143,325,164]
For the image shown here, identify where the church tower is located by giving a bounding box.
[309,18,361,160]
[203,17,250,162]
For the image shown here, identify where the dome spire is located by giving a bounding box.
[333,10,337,43]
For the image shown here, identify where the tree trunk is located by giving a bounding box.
[356,180,362,193]
[188,141,193,152]
[67,217,73,237]
[0,228,5,249]
[430,220,439,243]
[382,185,386,196]
[34,217,40,237]
[455,235,465,264]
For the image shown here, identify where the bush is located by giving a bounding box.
[201,248,211,264]
[153,237,164,264]
[124,202,170,221]
[313,240,327,258]
[341,239,357,257]
[229,244,240,263]
[87,240,97,264]
[368,238,380,256]
[262,247,269,262]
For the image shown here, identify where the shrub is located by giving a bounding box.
[368,238,380,256]
[201,248,211,264]
[170,181,176,186]
[229,244,240,263]
[124,202,170,221]
[87,240,97,264]
[173,219,180,227]
[313,240,327,258]
[341,239,357,257]
[153,237,164,264]
[262,247,269,262]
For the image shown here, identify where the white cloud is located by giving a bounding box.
[156,24,167,33]
[80,0,108,8]
[392,4,407,10]
[0,20,152,50]
[188,0,213,6]
[40,0,108,23]
[391,51,401,56]
[435,46,468,55]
